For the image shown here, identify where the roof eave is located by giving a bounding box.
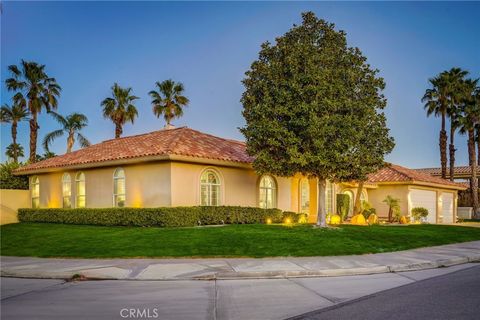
[372,180,466,190]
[14,154,253,175]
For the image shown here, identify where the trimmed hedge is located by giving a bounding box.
[17,206,305,227]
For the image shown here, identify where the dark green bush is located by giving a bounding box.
[0,162,29,190]
[336,194,350,221]
[18,206,285,227]
[282,211,307,223]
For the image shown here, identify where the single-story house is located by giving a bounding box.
[15,126,466,223]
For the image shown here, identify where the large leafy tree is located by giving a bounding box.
[149,79,189,127]
[458,81,479,216]
[5,60,61,162]
[101,83,139,138]
[42,112,90,154]
[241,12,394,227]
[0,103,29,163]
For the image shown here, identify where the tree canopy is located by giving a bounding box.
[241,12,394,226]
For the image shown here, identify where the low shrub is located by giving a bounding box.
[411,207,429,222]
[18,206,286,227]
[282,211,307,223]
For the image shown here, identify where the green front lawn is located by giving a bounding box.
[1,223,480,258]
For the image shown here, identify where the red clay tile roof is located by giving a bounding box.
[415,166,480,177]
[368,164,466,189]
[16,127,253,173]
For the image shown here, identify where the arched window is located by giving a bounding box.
[62,173,72,208]
[75,172,86,208]
[113,168,126,207]
[360,190,367,203]
[299,178,310,214]
[31,176,40,209]
[259,175,277,209]
[343,190,354,216]
[200,169,220,206]
[326,181,334,214]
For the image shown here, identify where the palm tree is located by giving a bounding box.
[458,82,479,217]
[383,195,400,223]
[445,68,469,181]
[149,79,189,127]
[42,112,90,154]
[5,60,61,162]
[5,143,24,161]
[0,103,29,162]
[423,73,450,179]
[101,83,139,138]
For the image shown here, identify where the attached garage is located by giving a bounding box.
[410,189,437,223]
[441,193,454,223]
[366,164,466,224]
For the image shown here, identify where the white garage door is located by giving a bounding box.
[441,193,454,223]
[410,189,437,223]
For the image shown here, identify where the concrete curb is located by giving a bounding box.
[2,254,479,281]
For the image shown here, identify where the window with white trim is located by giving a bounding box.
[31,176,40,209]
[62,173,72,208]
[113,168,126,207]
[299,178,310,214]
[75,172,86,208]
[259,175,277,209]
[200,169,220,206]
[326,180,334,214]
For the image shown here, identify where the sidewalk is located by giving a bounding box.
[1,241,479,280]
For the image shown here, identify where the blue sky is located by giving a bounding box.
[1,1,479,168]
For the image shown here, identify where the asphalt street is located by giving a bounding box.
[293,264,480,320]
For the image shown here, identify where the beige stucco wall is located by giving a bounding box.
[33,162,171,208]
[0,189,30,224]
[170,162,291,211]
[366,185,410,219]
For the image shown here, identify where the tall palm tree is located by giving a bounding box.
[5,60,61,162]
[0,103,29,163]
[476,123,480,188]
[149,79,189,127]
[458,82,479,217]
[423,73,450,179]
[42,112,90,154]
[445,68,469,181]
[101,83,139,138]
[5,143,24,161]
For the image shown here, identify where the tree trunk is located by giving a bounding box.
[477,131,479,191]
[66,131,75,153]
[316,178,327,227]
[353,180,365,215]
[29,113,39,163]
[468,130,479,217]
[11,121,18,163]
[115,123,123,139]
[440,114,447,179]
[388,207,393,223]
[449,120,456,181]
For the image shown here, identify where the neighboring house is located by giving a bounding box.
[416,166,480,181]
[15,126,466,223]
